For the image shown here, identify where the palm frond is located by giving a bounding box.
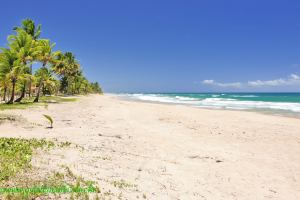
[43,114,53,128]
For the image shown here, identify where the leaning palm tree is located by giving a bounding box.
[8,29,36,102]
[14,19,41,97]
[14,68,31,102]
[0,48,24,104]
[33,39,59,102]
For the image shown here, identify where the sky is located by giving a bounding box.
[1,0,300,92]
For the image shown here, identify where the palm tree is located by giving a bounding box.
[81,78,90,94]
[0,76,10,102]
[35,67,59,96]
[73,71,84,94]
[14,67,31,102]
[8,29,36,102]
[33,39,58,102]
[0,48,25,104]
[90,82,102,93]
[0,53,10,102]
[14,19,41,97]
[0,19,99,104]
[14,18,41,40]
[52,52,80,94]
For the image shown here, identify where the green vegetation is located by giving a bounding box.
[0,102,37,110]
[0,96,77,110]
[2,165,99,200]
[0,138,100,200]
[112,179,137,189]
[5,170,100,200]
[58,141,72,148]
[39,95,78,103]
[0,18,102,105]
[0,138,54,181]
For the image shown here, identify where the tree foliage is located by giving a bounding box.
[0,19,102,104]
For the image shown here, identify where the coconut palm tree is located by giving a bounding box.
[81,78,90,94]
[34,67,58,96]
[0,76,10,102]
[90,82,102,93]
[14,19,41,97]
[0,52,10,102]
[52,52,80,94]
[73,71,84,94]
[8,29,36,102]
[14,18,41,40]
[0,19,100,104]
[0,48,25,104]
[33,39,59,102]
[14,67,31,102]
[8,29,35,63]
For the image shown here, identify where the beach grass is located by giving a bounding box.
[39,96,78,103]
[0,102,38,110]
[0,137,99,200]
[0,96,77,111]
[0,138,55,181]
[2,168,99,200]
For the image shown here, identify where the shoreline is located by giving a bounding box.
[112,94,300,119]
[1,94,300,199]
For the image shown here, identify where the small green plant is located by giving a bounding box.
[112,179,137,189]
[0,138,54,181]
[0,138,100,200]
[59,141,72,147]
[1,169,99,200]
[0,115,16,123]
[43,114,53,128]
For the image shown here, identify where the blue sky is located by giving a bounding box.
[1,0,300,92]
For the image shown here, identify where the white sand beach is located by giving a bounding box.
[0,94,300,199]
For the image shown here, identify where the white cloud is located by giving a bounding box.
[248,74,300,87]
[202,79,242,88]
[202,80,215,84]
[248,79,286,86]
[202,73,300,88]
[290,74,300,80]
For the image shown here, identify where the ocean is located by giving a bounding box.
[117,93,300,117]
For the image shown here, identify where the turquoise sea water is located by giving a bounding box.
[118,93,300,117]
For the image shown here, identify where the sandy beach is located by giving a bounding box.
[0,94,300,199]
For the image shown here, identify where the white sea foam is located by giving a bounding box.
[198,98,300,112]
[175,96,197,101]
[231,95,259,98]
[119,94,300,113]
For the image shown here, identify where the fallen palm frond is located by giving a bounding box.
[43,114,53,128]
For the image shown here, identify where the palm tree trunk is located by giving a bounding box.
[34,64,46,103]
[2,87,7,101]
[7,80,16,104]
[42,83,45,96]
[33,78,43,102]
[28,64,32,97]
[15,83,26,102]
